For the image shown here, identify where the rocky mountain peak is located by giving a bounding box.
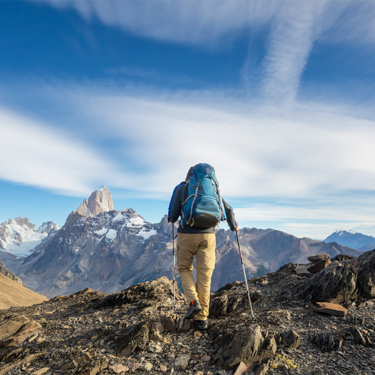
[87,186,114,216]
[10,217,36,230]
[37,221,60,234]
[65,186,115,227]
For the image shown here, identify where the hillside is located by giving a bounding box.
[0,250,374,374]
[0,260,24,286]
[0,273,48,310]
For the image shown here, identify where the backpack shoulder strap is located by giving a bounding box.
[168,182,186,222]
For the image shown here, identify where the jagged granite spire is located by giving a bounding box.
[64,186,114,227]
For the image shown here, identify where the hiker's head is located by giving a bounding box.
[185,166,194,182]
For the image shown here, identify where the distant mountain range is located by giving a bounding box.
[0,217,60,256]
[0,187,363,297]
[324,230,375,251]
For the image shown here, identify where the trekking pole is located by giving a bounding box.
[235,231,255,318]
[172,223,176,312]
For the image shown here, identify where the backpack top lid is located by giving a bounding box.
[191,163,217,182]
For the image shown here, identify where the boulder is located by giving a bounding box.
[0,319,42,348]
[308,254,331,262]
[331,254,352,262]
[298,250,375,303]
[174,354,191,371]
[163,316,176,332]
[0,315,30,341]
[307,260,331,274]
[98,277,183,308]
[209,294,229,316]
[216,325,277,369]
[312,332,343,352]
[118,321,150,356]
[282,330,300,349]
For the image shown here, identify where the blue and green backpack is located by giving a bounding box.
[169,163,226,228]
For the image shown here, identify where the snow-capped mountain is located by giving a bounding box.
[0,217,60,257]
[17,208,169,297]
[324,230,375,250]
[3,186,362,298]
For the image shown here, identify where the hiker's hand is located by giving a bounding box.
[235,222,240,231]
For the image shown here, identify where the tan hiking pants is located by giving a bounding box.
[177,232,216,321]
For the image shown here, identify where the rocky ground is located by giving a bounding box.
[1,251,375,375]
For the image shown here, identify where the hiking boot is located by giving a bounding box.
[193,319,208,330]
[184,300,202,320]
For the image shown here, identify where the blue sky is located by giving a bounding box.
[1,0,375,239]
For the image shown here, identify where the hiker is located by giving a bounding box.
[168,163,239,330]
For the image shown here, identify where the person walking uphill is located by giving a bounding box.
[168,163,239,330]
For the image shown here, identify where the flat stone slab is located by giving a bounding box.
[312,302,348,317]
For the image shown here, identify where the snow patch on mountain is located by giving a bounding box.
[106,229,117,240]
[138,228,157,239]
[79,210,157,247]
[95,228,107,236]
[334,230,359,236]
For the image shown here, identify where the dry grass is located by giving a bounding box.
[0,273,48,310]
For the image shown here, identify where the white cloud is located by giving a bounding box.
[0,107,131,196]
[28,0,375,48]
[3,82,375,200]
[2,82,375,238]
[73,90,375,199]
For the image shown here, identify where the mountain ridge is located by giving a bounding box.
[0,217,60,257]
[0,250,374,374]
[324,230,375,250]
[1,187,363,298]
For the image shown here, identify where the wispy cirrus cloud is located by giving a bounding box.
[28,0,375,47]
[28,0,375,106]
[258,1,327,105]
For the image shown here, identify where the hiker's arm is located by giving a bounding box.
[169,184,184,223]
[222,199,239,231]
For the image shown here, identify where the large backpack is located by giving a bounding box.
[181,163,226,228]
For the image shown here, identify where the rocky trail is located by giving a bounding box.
[1,251,375,375]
